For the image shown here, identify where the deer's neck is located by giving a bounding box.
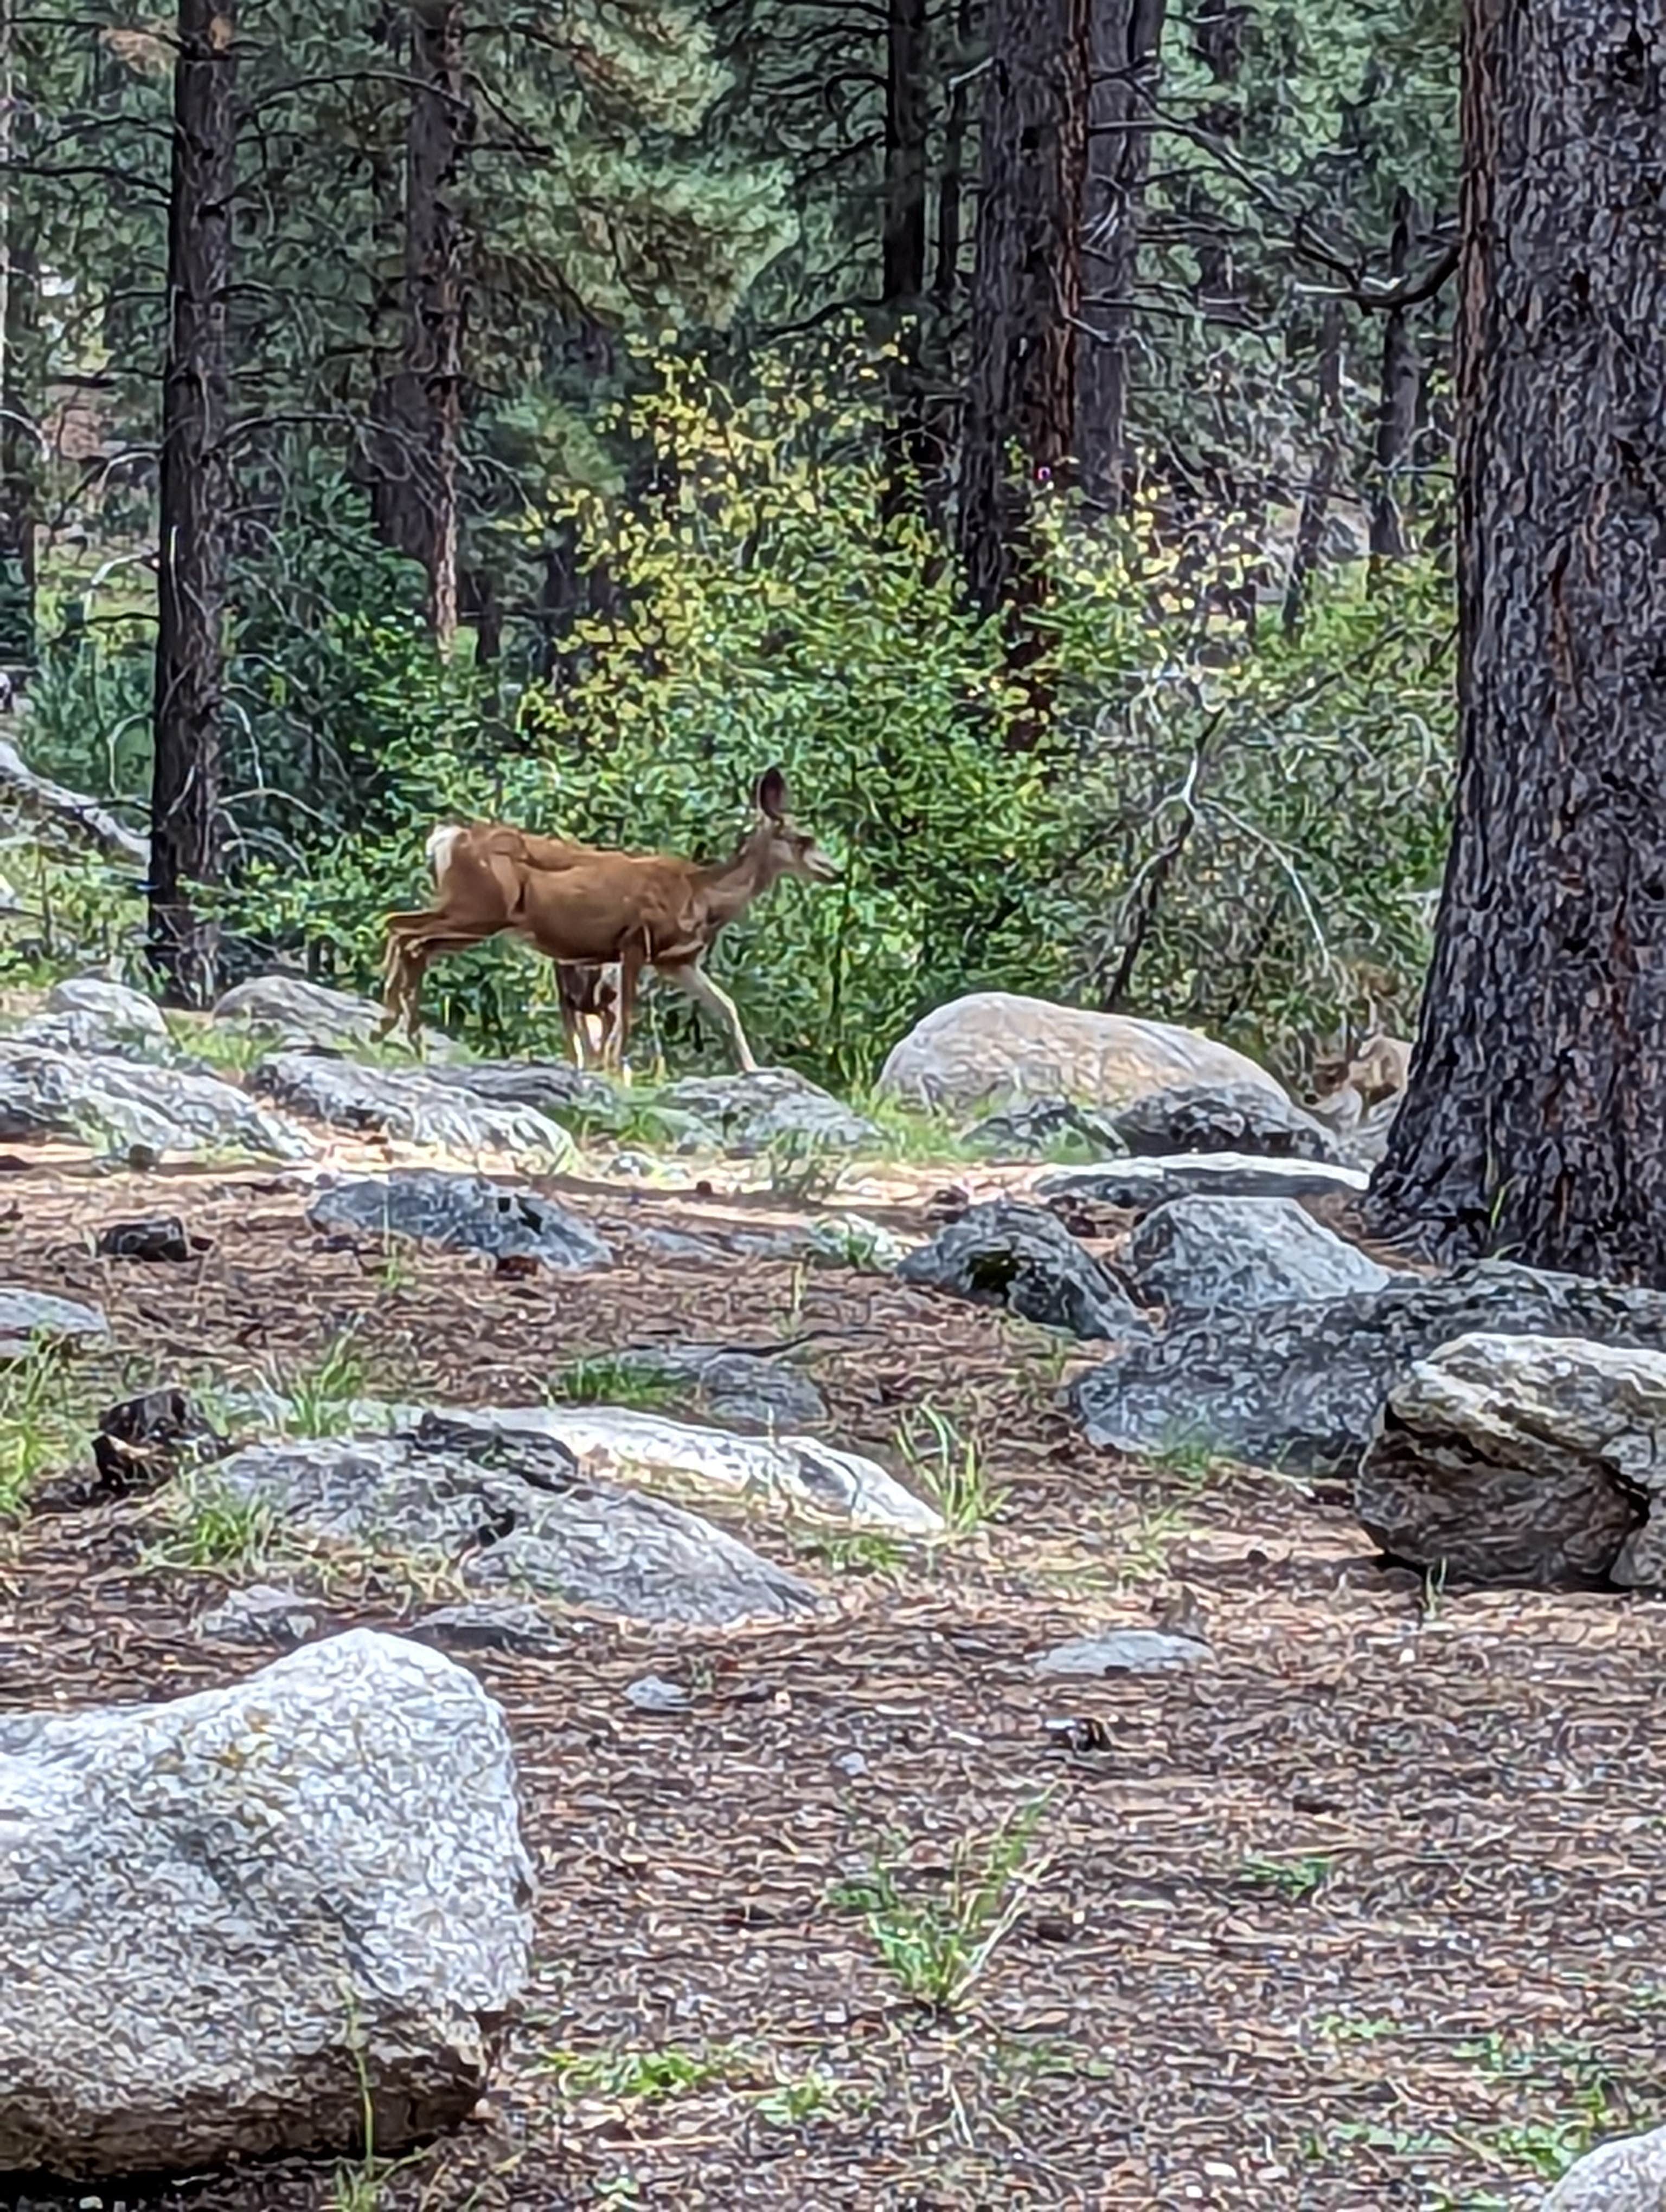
[696,832,777,932]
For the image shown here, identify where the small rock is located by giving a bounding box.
[624,1674,690,1713]
[307,1169,611,1271]
[834,1750,868,1778]
[406,1599,565,1657]
[803,1214,906,1271]
[93,1216,198,1264]
[1543,2121,1666,2209]
[0,1288,110,1359]
[1033,1631,1212,1676]
[1123,1194,1391,1319]
[197,1582,323,1649]
[1110,1081,1344,1165]
[899,1198,1139,1340]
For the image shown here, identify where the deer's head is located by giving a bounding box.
[749,766,841,884]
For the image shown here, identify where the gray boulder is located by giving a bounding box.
[418,1058,620,1129]
[251,1052,576,1166]
[308,1169,611,1271]
[1124,1194,1391,1319]
[212,974,392,1051]
[0,1628,531,2177]
[877,992,1284,1112]
[208,1420,823,1627]
[899,1198,1139,1340]
[1357,1332,1666,1588]
[1040,1152,1370,1214]
[1543,2123,1666,2209]
[657,1068,879,1155]
[1072,1259,1666,1478]
[0,1044,310,1161]
[962,1095,1129,1160]
[1109,1079,1344,1165]
[9,976,174,1064]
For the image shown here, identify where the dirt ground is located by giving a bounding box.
[1,1147,1661,2212]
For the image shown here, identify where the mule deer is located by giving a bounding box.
[377,767,839,1073]
[378,822,621,1068]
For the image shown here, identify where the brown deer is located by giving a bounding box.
[379,822,621,1068]
[377,767,839,1073]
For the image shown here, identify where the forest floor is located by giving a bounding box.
[1,1142,1661,2212]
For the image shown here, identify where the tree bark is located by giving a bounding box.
[932,0,977,306]
[1077,0,1166,516]
[883,0,928,307]
[1281,299,1345,634]
[406,0,466,648]
[1368,188,1419,562]
[150,0,235,1005]
[369,0,467,647]
[956,0,1091,623]
[1367,0,1666,1283]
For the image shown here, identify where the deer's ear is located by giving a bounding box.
[754,766,788,820]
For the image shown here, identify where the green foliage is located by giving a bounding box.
[0,1340,89,1517]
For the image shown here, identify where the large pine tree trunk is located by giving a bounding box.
[150,0,235,1004]
[1367,0,1666,1283]
[956,0,1090,620]
[1077,0,1166,516]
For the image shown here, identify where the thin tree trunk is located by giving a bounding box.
[1282,299,1345,633]
[1368,0,1666,1282]
[1369,188,1419,561]
[956,0,1090,631]
[932,0,977,305]
[406,0,466,648]
[1077,0,1166,516]
[150,0,235,1005]
[881,0,931,510]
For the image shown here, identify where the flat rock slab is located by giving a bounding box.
[1072,1259,1666,1478]
[1356,1332,1666,1589]
[1543,2122,1666,2208]
[559,1345,829,1432]
[210,1422,823,1626]
[405,1599,567,1657]
[196,1583,325,1649]
[0,1045,311,1161]
[1033,1631,1212,1675]
[432,1402,941,1535]
[309,1169,611,1271]
[899,1198,1140,1341]
[0,1628,531,2178]
[657,1069,879,1155]
[1123,1194,1391,1319]
[251,1052,576,1166]
[1040,1152,1370,1213]
[1108,1080,1345,1165]
[0,1287,110,1358]
[877,992,1284,1112]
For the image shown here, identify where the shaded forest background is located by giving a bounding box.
[2,0,1461,1091]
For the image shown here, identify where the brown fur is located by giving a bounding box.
[377,767,838,1073]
